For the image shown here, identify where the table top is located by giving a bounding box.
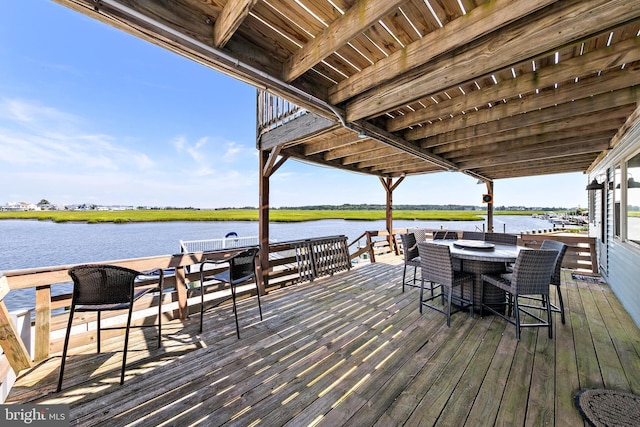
[427,239,524,263]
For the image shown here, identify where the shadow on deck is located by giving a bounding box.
[6,255,640,426]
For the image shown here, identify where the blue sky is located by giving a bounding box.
[0,0,588,209]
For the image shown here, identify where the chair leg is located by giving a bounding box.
[556,284,566,325]
[479,281,484,318]
[255,281,263,321]
[199,280,205,333]
[231,283,240,339]
[546,295,553,339]
[419,278,425,313]
[97,311,101,354]
[121,306,134,385]
[514,295,521,341]
[157,287,162,349]
[402,265,408,292]
[445,285,452,327]
[57,305,76,392]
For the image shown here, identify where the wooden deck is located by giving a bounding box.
[6,255,640,426]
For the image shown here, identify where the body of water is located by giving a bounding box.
[0,215,560,311]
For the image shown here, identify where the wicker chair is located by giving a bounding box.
[399,233,421,292]
[417,242,474,326]
[433,230,458,240]
[58,264,164,391]
[409,228,428,243]
[199,247,262,338]
[481,249,558,340]
[462,231,485,240]
[484,232,518,245]
[540,240,569,324]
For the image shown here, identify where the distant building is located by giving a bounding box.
[1,202,39,212]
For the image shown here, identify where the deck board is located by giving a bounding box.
[6,256,640,426]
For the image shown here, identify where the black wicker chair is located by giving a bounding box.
[199,247,262,338]
[540,240,569,324]
[481,249,558,340]
[399,233,421,292]
[433,230,458,240]
[58,264,164,391]
[417,242,474,326]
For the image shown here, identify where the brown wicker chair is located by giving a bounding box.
[417,242,474,326]
[399,233,421,292]
[58,264,164,391]
[199,247,262,338]
[481,249,558,340]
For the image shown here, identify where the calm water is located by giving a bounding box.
[0,216,556,311]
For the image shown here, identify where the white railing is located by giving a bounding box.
[179,236,259,253]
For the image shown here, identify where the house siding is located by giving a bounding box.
[590,111,640,328]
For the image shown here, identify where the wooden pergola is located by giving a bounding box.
[54,0,640,288]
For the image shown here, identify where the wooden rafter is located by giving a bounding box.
[345,0,640,121]
[387,37,640,132]
[213,0,259,48]
[282,0,406,82]
[329,0,557,105]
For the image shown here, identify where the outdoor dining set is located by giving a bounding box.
[399,230,567,340]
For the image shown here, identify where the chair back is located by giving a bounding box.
[229,247,259,282]
[418,242,454,287]
[540,240,568,286]
[400,233,419,262]
[485,232,518,245]
[68,264,139,306]
[462,231,485,241]
[433,230,458,240]
[510,249,559,295]
[409,228,428,242]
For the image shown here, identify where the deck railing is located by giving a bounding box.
[257,91,306,136]
[0,235,355,381]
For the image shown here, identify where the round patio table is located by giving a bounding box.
[430,240,526,312]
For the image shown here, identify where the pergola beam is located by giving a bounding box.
[330,0,557,105]
[345,0,640,121]
[213,0,259,48]
[283,0,406,82]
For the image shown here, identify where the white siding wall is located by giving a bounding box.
[590,112,640,328]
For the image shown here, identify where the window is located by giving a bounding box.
[627,153,640,244]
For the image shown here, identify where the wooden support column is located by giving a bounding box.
[485,181,494,232]
[259,150,270,295]
[0,276,32,373]
[380,176,405,255]
[259,146,288,295]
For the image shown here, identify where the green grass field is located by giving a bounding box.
[0,209,545,224]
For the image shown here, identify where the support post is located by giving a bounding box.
[0,276,32,373]
[258,150,269,295]
[486,181,494,232]
[380,176,405,255]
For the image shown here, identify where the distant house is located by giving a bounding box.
[1,202,38,212]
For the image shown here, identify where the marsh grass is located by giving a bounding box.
[0,209,544,224]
